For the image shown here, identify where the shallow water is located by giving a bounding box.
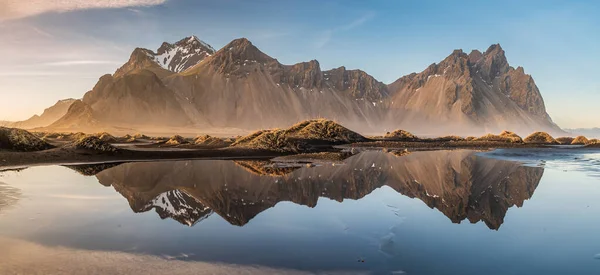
[1,149,600,274]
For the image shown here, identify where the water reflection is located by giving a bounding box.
[82,150,544,230]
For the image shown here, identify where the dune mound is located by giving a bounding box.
[555,137,574,145]
[234,160,300,176]
[71,136,119,152]
[165,135,188,145]
[232,119,365,152]
[587,139,599,145]
[133,133,149,139]
[232,129,306,152]
[94,132,117,143]
[284,119,367,143]
[476,131,523,143]
[430,135,466,142]
[524,132,558,144]
[384,130,418,140]
[0,127,53,152]
[194,135,231,147]
[571,136,589,145]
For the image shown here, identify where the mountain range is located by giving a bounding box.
[88,150,543,230]
[13,36,562,136]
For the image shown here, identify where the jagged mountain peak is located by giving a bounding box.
[485,43,504,54]
[216,37,270,60]
[115,36,215,77]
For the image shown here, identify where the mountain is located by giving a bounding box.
[48,100,99,130]
[0,121,10,127]
[38,36,561,136]
[565,128,600,138]
[387,44,561,135]
[10,99,76,129]
[92,150,543,229]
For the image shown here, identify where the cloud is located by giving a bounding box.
[0,0,168,21]
[38,60,122,66]
[315,11,376,48]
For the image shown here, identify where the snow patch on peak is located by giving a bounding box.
[146,36,216,73]
[145,190,213,227]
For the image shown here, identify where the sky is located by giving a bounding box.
[0,0,598,128]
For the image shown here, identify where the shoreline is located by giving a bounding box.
[2,140,598,170]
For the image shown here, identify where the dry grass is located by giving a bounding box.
[571,136,589,145]
[555,137,575,145]
[165,135,188,145]
[284,119,366,143]
[476,131,523,143]
[194,135,231,147]
[0,127,53,152]
[524,132,558,144]
[390,149,411,157]
[94,132,117,143]
[586,139,599,145]
[133,133,150,139]
[384,130,418,140]
[232,119,365,152]
[234,161,299,176]
[71,136,119,152]
[429,135,466,142]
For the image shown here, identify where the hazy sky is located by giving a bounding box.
[0,0,598,128]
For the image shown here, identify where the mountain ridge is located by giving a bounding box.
[33,36,562,136]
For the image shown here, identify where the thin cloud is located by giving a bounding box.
[315,11,376,48]
[39,60,122,66]
[0,0,168,21]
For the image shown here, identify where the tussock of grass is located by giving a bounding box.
[571,136,589,145]
[476,131,523,143]
[524,132,558,144]
[0,127,53,152]
[384,130,418,140]
[71,136,119,152]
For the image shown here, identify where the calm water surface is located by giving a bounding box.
[1,149,600,274]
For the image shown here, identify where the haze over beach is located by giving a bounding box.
[2,1,600,275]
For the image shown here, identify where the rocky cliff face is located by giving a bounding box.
[93,150,543,229]
[387,44,560,135]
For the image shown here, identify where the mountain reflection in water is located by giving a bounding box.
[74,150,544,230]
